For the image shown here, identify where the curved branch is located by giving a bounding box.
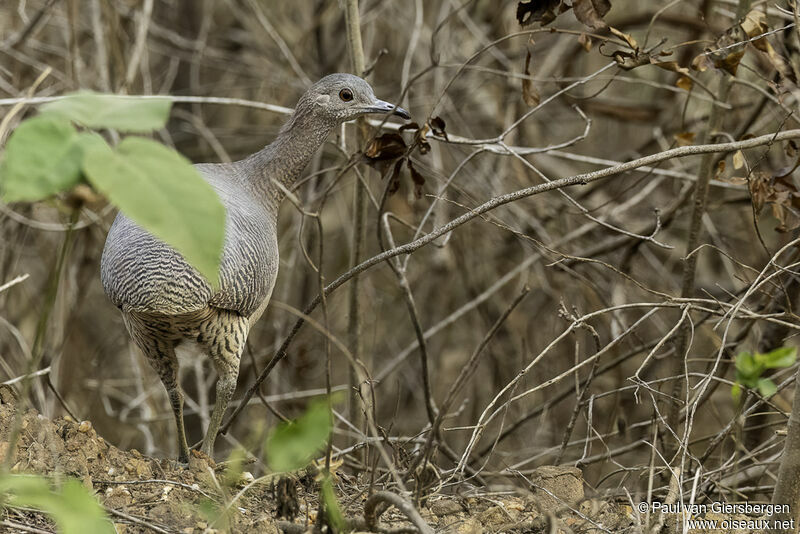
[364,491,434,534]
[220,128,800,435]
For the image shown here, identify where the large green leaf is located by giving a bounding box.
[0,474,113,534]
[41,91,172,133]
[82,137,225,287]
[266,399,332,472]
[0,116,105,202]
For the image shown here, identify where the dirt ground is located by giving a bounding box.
[0,386,764,533]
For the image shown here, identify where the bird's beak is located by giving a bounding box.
[365,99,411,120]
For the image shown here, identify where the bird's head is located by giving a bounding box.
[303,73,410,123]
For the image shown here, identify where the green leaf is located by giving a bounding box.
[0,475,113,534]
[734,352,757,376]
[761,347,797,369]
[83,137,225,287]
[757,378,778,397]
[266,399,331,472]
[734,351,764,387]
[320,475,346,530]
[41,91,172,132]
[0,116,106,202]
[731,382,742,400]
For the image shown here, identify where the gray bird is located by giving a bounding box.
[101,73,410,462]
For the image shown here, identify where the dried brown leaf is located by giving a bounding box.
[749,170,800,232]
[741,9,766,39]
[609,26,637,49]
[407,160,425,200]
[714,160,726,181]
[676,76,693,91]
[522,50,540,106]
[573,0,610,30]
[578,33,592,52]
[430,116,447,140]
[387,159,404,197]
[691,53,713,72]
[675,132,695,146]
[365,133,407,161]
[741,10,797,83]
[516,0,562,26]
[709,25,746,75]
[720,176,748,185]
[732,150,744,170]
[651,60,689,75]
[750,172,768,213]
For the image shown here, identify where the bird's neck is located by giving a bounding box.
[243,107,337,214]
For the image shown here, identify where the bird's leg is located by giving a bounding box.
[166,384,191,464]
[139,339,191,463]
[200,311,248,457]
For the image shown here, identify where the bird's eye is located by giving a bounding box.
[339,88,354,102]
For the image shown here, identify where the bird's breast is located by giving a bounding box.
[209,205,279,317]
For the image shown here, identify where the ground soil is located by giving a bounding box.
[0,387,762,533]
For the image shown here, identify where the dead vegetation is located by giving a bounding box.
[3,0,800,532]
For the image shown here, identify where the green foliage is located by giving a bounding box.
[320,474,346,530]
[266,398,332,472]
[220,447,247,488]
[41,91,171,132]
[195,496,231,532]
[83,137,225,287]
[0,116,104,202]
[0,92,225,287]
[732,346,797,400]
[0,474,113,534]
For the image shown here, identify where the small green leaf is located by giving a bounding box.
[731,382,742,400]
[761,347,797,369]
[0,116,106,202]
[0,475,113,534]
[320,475,346,530]
[266,399,331,472]
[83,137,225,287]
[734,352,757,377]
[41,91,172,132]
[757,378,778,397]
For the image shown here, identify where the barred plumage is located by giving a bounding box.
[101,74,409,462]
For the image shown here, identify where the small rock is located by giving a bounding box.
[103,486,132,508]
[477,505,514,527]
[78,420,92,433]
[239,471,255,486]
[526,465,584,512]
[0,385,16,405]
[443,518,482,534]
[430,498,463,517]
